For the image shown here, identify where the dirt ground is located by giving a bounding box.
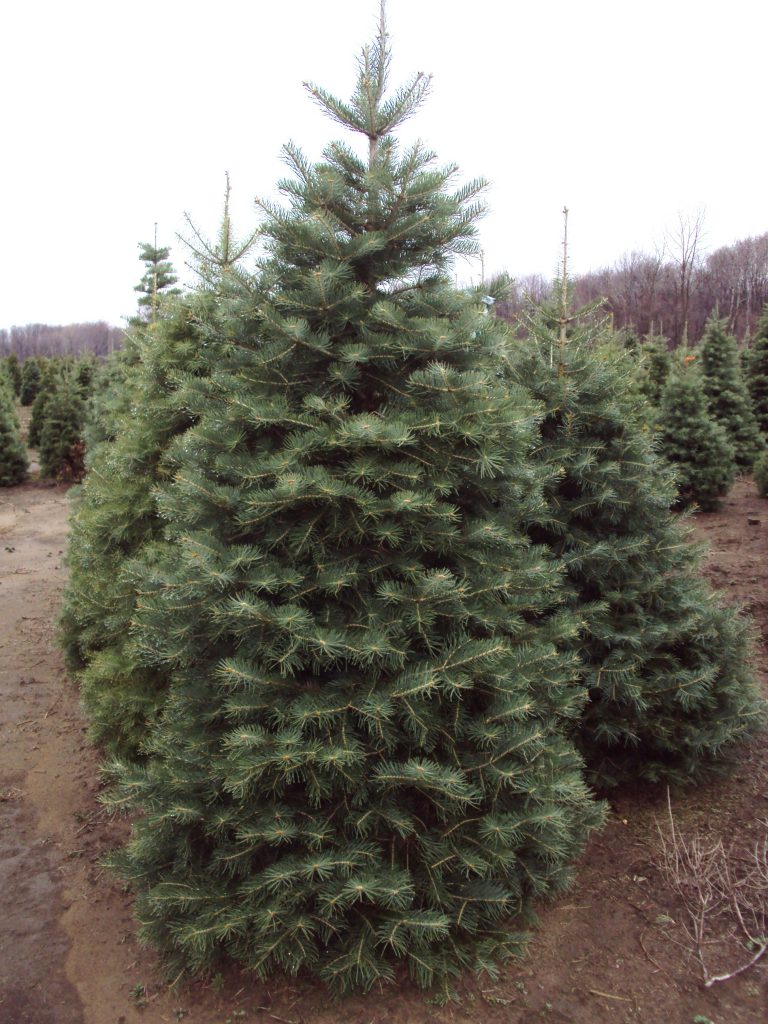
[1,466,766,1024]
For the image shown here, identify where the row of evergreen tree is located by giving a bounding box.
[631,312,768,509]
[0,238,185,487]
[53,10,765,996]
[0,353,97,482]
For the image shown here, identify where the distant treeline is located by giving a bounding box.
[498,229,768,346]
[3,228,767,358]
[0,321,125,360]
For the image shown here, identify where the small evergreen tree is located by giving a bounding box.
[0,376,27,486]
[60,197,257,757]
[506,294,761,788]
[75,354,99,397]
[134,233,181,322]
[20,358,42,406]
[0,360,13,398]
[637,334,672,406]
[700,317,763,467]
[657,358,736,511]
[618,327,641,353]
[38,377,85,481]
[28,361,61,448]
[102,14,602,993]
[754,451,768,498]
[3,352,22,396]
[60,295,228,753]
[747,303,768,436]
[81,351,128,449]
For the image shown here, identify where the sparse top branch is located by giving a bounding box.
[262,10,488,307]
[303,3,431,164]
[180,173,260,287]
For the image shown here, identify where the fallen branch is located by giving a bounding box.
[589,989,632,1003]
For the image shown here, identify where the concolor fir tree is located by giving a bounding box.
[700,317,763,467]
[506,257,760,788]
[103,13,602,994]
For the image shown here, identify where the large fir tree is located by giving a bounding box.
[700,316,763,467]
[102,13,602,993]
[657,359,736,511]
[506,293,761,788]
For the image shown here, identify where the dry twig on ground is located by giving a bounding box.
[656,790,768,986]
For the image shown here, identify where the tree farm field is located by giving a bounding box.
[0,470,766,1024]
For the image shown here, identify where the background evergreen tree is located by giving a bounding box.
[81,350,129,449]
[102,14,602,994]
[657,358,736,510]
[134,230,181,322]
[754,451,768,498]
[20,357,42,406]
[75,354,99,397]
[28,360,61,448]
[38,375,85,481]
[746,302,768,436]
[60,201,258,758]
[2,352,22,396]
[700,316,763,467]
[637,334,672,406]
[506,287,760,788]
[0,360,13,397]
[0,374,27,486]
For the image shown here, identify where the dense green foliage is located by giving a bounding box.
[0,376,27,486]
[99,22,603,994]
[700,317,763,467]
[506,310,761,788]
[657,360,736,511]
[747,303,768,436]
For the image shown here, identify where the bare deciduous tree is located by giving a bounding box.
[668,209,706,346]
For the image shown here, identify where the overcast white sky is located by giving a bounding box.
[1,0,765,328]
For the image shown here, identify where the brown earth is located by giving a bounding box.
[1,469,766,1024]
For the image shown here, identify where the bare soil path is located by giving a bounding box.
[0,476,766,1024]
